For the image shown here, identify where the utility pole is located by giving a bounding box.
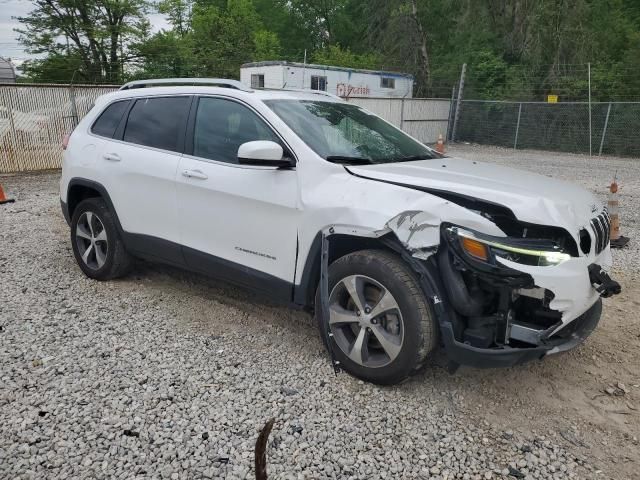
[446,84,456,141]
[588,62,592,156]
[599,102,612,156]
[302,49,307,90]
[69,69,80,127]
[514,103,523,150]
[451,63,466,143]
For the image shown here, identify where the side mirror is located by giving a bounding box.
[237,141,294,168]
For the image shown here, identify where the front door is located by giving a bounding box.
[176,96,299,300]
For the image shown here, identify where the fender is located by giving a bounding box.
[293,224,386,308]
[65,178,124,232]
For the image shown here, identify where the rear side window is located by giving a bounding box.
[123,97,190,152]
[91,100,130,138]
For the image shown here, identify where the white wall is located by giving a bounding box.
[241,66,285,90]
[346,97,451,144]
[241,65,414,98]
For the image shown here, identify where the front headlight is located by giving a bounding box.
[448,226,571,267]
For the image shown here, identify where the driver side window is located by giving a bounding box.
[193,97,280,164]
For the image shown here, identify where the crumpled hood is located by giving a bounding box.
[348,157,601,232]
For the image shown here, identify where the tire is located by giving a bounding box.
[70,198,133,280]
[316,249,437,385]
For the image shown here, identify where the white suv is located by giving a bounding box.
[60,78,620,384]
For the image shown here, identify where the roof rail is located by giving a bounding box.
[119,78,253,92]
[303,89,343,101]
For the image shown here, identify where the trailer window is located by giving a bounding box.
[381,77,395,89]
[311,76,327,91]
[251,74,265,89]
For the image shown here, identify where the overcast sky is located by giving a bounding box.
[0,0,168,65]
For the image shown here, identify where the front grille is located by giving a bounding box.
[590,208,611,254]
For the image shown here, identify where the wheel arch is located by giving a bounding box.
[66,178,123,233]
[294,229,396,309]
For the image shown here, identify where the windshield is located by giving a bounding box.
[264,100,438,164]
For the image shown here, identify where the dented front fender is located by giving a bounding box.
[382,200,506,256]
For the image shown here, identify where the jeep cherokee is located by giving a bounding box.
[60,78,621,385]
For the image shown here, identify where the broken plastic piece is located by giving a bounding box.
[588,264,621,298]
[320,232,341,375]
[610,236,630,249]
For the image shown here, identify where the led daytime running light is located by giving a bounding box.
[452,227,571,265]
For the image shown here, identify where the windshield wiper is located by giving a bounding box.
[325,156,374,165]
[392,155,434,162]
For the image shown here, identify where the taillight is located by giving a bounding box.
[62,133,70,150]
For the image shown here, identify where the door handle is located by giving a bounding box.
[102,153,121,162]
[182,169,208,180]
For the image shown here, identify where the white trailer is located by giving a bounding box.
[240,61,414,98]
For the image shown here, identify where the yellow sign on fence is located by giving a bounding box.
[547,94,558,103]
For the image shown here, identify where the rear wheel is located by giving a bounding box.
[70,198,132,280]
[317,249,437,384]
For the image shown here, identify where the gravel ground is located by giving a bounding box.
[1,146,639,479]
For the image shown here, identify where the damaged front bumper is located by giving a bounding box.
[397,226,621,370]
[439,297,602,369]
[430,229,621,369]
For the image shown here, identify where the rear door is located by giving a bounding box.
[76,98,131,176]
[176,96,299,300]
[99,95,192,263]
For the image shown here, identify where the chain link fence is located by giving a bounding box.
[455,100,640,157]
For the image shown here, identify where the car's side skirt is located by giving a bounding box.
[121,232,294,304]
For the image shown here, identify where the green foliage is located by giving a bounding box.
[158,0,192,36]
[188,0,261,78]
[253,30,281,61]
[17,0,150,83]
[253,0,315,59]
[466,51,508,99]
[130,30,196,78]
[15,0,640,100]
[19,53,86,84]
[312,45,380,70]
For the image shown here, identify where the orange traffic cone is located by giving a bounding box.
[608,174,629,248]
[435,134,445,154]
[0,183,14,205]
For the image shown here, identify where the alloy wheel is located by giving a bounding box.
[328,274,404,368]
[75,211,108,270]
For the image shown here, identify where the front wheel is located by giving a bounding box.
[316,249,437,385]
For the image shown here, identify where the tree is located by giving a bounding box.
[158,0,192,37]
[312,44,379,69]
[130,30,196,78]
[287,0,346,46]
[361,0,435,95]
[189,0,263,77]
[19,53,86,83]
[253,0,315,60]
[15,0,640,100]
[16,0,150,83]
[253,30,281,61]
[132,0,281,79]
[484,0,538,63]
